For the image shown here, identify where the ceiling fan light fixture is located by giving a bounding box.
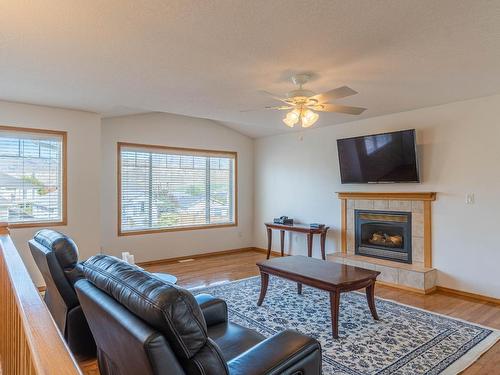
[301,109,319,128]
[282,117,296,127]
[258,75,364,129]
[283,109,300,127]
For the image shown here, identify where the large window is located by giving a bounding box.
[0,126,66,227]
[118,143,237,235]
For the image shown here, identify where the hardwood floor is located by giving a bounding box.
[80,249,499,374]
[144,250,267,289]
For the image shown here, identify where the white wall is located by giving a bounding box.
[101,113,254,262]
[0,101,101,286]
[254,94,500,299]
[3,96,499,299]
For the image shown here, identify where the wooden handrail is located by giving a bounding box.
[0,223,82,374]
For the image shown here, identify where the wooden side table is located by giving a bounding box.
[264,223,330,260]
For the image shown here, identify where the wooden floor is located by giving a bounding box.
[80,249,499,375]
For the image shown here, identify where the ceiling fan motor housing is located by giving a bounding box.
[288,74,316,104]
[286,89,316,101]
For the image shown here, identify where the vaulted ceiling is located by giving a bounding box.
[1,1,500,137]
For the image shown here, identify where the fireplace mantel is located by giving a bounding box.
[337,192,436,268]
[336,192,436,201]
[335,192,437,293]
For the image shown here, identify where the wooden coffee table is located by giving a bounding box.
[256,255,380,338]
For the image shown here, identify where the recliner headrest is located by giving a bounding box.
[33,229,79,271]
[82,255,207,360]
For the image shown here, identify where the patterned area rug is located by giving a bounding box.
[193,276,499,375]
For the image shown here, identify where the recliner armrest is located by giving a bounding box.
[227,330,322,375]
[195,294,228,326]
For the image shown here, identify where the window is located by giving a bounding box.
[0,126,66,227]
[118,143,237,235]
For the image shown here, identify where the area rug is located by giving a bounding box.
[193,276,499,375]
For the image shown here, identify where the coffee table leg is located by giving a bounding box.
[257,272,269,306]
[297,282,302,295]
[366,280,379,320]
[329,290,340,339]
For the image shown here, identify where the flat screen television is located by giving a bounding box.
[337,129,420,183]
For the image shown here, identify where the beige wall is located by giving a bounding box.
[0,100,101,286]
[3,95,500,299]
[100,112,254,262]
[254,94,500,298]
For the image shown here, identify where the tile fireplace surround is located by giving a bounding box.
[332,192,437,294]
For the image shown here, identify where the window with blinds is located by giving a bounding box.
[0,127,66,226]
[119,143,237,234]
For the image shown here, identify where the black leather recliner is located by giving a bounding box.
[28,229,96,360]
[75,255,322,374]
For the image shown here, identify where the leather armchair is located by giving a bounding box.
[28,229,96,360]
[76,255,322,374]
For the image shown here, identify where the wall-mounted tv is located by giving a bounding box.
[337,129,420,183]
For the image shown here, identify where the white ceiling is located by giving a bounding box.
[1,0,500,137]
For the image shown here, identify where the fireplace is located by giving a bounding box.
[355,210,412,264]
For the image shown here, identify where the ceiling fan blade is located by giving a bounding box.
[258,90,290,104]
[314,103,366,115]
[309,86,358,103]
[240,105,293,112]
[265,105,294,110]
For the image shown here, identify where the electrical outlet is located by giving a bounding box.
[465,193,475,205]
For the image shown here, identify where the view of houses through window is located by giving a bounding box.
[119,144,236,234]
[0,128,65,225]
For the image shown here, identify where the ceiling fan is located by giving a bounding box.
[253,74,366,128]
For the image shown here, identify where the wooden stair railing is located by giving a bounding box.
[0,223,82,374]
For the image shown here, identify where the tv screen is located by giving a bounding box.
[337,129,419,183]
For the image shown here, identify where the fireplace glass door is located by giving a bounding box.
[355,210,412,263]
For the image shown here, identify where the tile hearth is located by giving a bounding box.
[329,253,437,293]
[336,192,437,293]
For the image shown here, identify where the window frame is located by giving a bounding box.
[0,125,67,229]
[117,142,238,236]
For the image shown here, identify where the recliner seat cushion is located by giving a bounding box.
[208,322,265,362]
[82,255,208,360]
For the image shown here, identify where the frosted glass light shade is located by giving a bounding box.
[283,109,300,127]
[301,109,319,128]
[283,117,296,127]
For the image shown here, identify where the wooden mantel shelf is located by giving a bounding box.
[336,192,436,201]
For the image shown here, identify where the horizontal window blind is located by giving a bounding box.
[119,144,236,233]
[0,128,65,225]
